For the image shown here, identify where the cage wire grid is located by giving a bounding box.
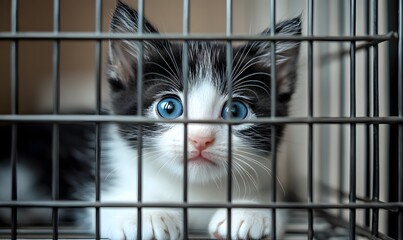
[0,0,402,239]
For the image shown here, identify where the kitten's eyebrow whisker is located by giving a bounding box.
[171,47,183,83]
[233,82,270,97]
[234,71,272,84]
[146,63,181,89]
[233,76,272,94]
[146,77,181,91]
[231,45,246,77]
[232,55,269,80]
[152,47,182,85]
[163,43,182,82]
[146,77,182,91]
[232,40,258,80]
[232,54,264,81]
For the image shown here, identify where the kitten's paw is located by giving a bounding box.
[208,208,272,239]
[100,208,182,240]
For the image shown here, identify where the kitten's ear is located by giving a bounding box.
[243,17,302,102]
[108,1,166,86]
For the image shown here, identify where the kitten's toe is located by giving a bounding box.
[237,212,271,239]
[121,221,138,239]
[209,208,272,239]
[143,210,182,240]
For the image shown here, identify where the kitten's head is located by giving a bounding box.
[108,2,301,184]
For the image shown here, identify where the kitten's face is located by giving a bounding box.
[108,2,301,183]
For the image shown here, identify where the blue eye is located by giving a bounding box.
[221,101,248,120]
[157,97,183,119]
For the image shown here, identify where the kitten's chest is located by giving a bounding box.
[134,166,229,202]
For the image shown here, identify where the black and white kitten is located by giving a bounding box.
[96,2,301,239]
[0,2,301,239]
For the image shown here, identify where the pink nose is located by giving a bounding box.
[189,136,215,151]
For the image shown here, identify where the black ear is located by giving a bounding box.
[241,17,302,101]
[108,1,167,85]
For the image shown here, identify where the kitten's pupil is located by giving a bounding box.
[231,105,240,117]
[163,101,175,114]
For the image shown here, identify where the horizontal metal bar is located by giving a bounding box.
[320,211,396,240]
[0,201,401,210]
[319,41,383,63]
[0,32,397,41]
[319,182,387,202]
[0,114,402,124]
[318,182,389,203]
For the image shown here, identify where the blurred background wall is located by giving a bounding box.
[0,0,391,232]
[0,0,304,114]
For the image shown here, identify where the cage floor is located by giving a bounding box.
[0,210,365,239]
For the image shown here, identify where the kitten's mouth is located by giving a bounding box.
[188,156,217,166]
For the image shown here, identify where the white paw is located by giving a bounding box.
[208,208,272,239]
[100,208,183,240]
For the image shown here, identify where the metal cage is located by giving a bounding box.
[0,0,402,239]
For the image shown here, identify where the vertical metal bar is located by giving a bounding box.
[386,1,399,236]
[182,0,189,237]
[269,1,277,238]
[398,0,403,238]
[364,0,371,229]
[94,0,102,239]
[136,0,144,239]
[51,0,60,239]
[307,0,314,239]
[349,0,357,239]
[371,0,380,236]
[10,0,18,239]
[338,0,346,219]
[226,1,233,239]
[318,1,331,205]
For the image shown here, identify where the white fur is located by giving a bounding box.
[91,80,283,239]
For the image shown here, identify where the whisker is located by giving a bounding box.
[153,49,182,85]
[232,49,264,81]
[233,161,258,195]
[232,40,259,80]
[233,153,285,196]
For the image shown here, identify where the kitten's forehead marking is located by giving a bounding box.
[192,43,215,83]
[187,81,225,120]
